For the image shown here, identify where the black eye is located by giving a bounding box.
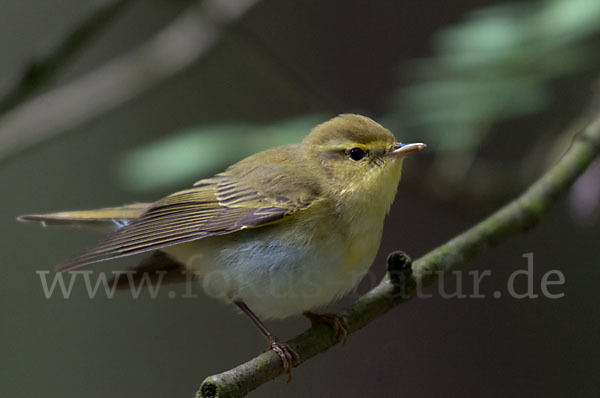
[348,147,365,161]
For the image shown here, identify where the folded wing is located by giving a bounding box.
[59,148,321,271]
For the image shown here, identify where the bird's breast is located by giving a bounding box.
[162,202,386,319]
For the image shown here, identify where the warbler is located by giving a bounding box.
[18,114,425,379]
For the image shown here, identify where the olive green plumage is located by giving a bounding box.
[18,114,425,274]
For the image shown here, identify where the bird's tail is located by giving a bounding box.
[17,202,151,231]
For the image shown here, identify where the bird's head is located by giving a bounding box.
[302,114,425,212]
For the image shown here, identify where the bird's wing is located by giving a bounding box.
[59,153,320,271]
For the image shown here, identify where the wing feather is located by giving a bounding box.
[59,150,321,271]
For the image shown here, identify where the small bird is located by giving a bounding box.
[18,114,425,379]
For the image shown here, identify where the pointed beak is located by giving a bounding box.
[387,142,427,158]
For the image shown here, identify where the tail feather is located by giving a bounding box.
[108,252,192,290]
[17,203,151,229]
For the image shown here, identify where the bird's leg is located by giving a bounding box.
[303,312,348,345]
[234,301,299,382]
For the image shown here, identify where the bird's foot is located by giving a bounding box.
[303,312,348,345]
[267,336,299,382]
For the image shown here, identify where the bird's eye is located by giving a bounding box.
[348,147,365,161]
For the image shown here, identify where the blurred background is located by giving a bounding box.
[2,0,599,396]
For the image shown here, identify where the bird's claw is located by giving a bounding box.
[267,336,299,382]
[303,312,348,345]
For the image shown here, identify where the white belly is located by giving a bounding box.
[163,221,382,319]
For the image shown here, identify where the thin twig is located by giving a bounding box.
[197,109,600,397]
[0,0,260,164]
[0,0,133,114]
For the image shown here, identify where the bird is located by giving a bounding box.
[18,114,425,380]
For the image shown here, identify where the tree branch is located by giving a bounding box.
[0,0,260,164]
[197,109,600,397]
[0,0,133,114]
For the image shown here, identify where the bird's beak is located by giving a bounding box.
[387,142,427,158]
